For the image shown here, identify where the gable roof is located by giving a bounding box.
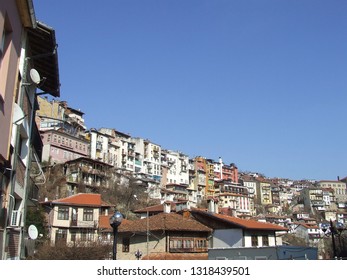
[42,193,113,207]
[99,215,132,231]
[191,209,288,231]
[133,202,176,214]
[119,212,212,233]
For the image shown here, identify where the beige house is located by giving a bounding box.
[41,193,113,245]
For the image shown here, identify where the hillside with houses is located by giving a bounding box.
[1,0,346,260]
[30,96,347,260]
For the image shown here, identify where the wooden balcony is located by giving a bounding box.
[169,237,208,253]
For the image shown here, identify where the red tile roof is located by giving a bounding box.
[192,210,288,231]
[119,212,212,233]
[133,202,176,214]
[99,215,132,231]
[43,193,112,207]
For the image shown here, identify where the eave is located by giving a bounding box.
[26,21,60,97]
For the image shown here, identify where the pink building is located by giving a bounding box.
[41,129,90,164]
[0,1,60,259]
[0,0,31,166]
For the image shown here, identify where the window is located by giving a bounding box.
[169,237,207,253]
[55,229,67,242]
[196,239,206,248]
[262,235,269,246]
[0,17,11,72]
[251,235,258,247]
[0,29,6,64]
[80,230,94,242]
[83,208,93,221]
[122,237,130,252]
[70,230,77,243]
[57,206,69,220]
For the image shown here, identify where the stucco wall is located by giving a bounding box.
[212,228,243,248]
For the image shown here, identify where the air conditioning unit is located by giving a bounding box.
[10,210,21,227]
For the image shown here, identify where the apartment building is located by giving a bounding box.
[36,96,86,136]
[161,149,189,185]
[214,157,238,183]
[133,138,162,181]
[0,0,60,259]
[63,157,114,195]
[300,187,326,213]
[316,180,347,203]
[255,178,273,206]
[40,129,89,164]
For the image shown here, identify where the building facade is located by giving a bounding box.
[41,193,113,245]
[0,0,60,259]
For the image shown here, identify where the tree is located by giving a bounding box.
[30,240,112,260]
[281,233,307,247]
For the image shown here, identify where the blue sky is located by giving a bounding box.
[33,0,347,181]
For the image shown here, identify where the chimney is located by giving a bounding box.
[208,199,215,213]
[214,200,219,214]
[163,201,171,213]
[208,198,219,213]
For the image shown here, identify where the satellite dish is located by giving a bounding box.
[28,224,38,240]
[29,68,41,85]
[12,103,25,125]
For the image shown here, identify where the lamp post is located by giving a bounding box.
[330,220,338,259]
[329,220,346,259]
[109,210,123,260]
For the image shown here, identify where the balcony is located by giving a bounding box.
[70,219,97,228]
[169,237,208,253]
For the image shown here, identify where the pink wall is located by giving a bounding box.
[0,1,23,163]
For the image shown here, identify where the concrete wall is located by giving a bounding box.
[213,228,243,248]
[208,245,318,260]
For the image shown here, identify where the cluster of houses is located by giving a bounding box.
[42,192,320,260]
[1,0,346,260]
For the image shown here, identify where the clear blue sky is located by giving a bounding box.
[34,0,347,181]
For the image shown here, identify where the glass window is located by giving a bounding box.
[262,235,269,246]
[122,237,130,252]
[81,230,94,242]
[56,229,67,242]
[57,206,69,220]
[83,208,93,221]
[70,230,77,242]
[251,235,258,247]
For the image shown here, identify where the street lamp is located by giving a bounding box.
[109,210,123,260]
[322,220,346,259]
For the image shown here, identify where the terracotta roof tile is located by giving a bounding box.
[45,193,111,207]
[192,210,288,231]
[99,215,132,231]
[119,213,212,233]
[134,202,176,213]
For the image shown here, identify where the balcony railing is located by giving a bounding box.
[70,220,98,228]
[169,237,208,253]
